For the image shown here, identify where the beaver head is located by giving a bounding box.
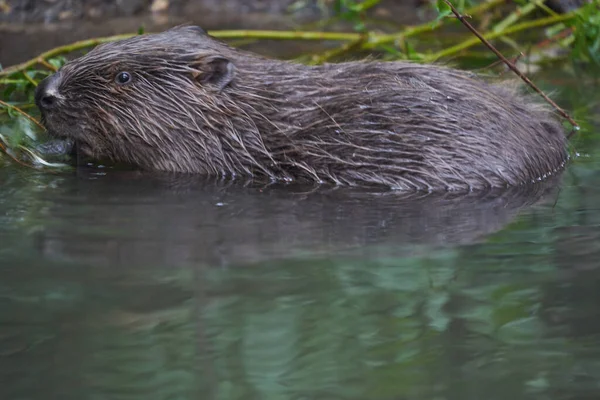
[35,25,567,190]
[35,26,251,174]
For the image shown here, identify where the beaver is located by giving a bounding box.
[35,25,567,191]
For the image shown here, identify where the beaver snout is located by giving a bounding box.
[35,74,62,112]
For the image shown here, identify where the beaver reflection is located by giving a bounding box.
[33,171,562,268]
[36,26,566,192]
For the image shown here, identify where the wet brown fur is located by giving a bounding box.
[36,26,568,191]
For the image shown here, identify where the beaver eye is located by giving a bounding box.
[115,71,132,85]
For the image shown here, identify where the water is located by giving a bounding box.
[1,64,599,399]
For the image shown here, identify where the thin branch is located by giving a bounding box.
[212,29,362,42]
[442,0,578,128]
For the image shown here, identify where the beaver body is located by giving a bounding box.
[35,26,567,191]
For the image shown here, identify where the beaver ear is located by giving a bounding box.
[192,56,235,92]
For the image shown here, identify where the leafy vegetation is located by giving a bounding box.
[568,2,600,63]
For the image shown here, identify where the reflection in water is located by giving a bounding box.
[1,165,600,400]
[18,170,562,267]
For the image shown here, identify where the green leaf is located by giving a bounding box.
[48,56,67,70]
[435,0,451,15]
[3,84,16,99]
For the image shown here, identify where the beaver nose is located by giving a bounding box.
[35,75,60,111]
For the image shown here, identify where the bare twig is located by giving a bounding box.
[0,99,44,129]
[443,0,579,129]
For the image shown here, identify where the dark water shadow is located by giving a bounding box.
[18,168,564,269]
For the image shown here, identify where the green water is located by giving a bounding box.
[0,64,599,400]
